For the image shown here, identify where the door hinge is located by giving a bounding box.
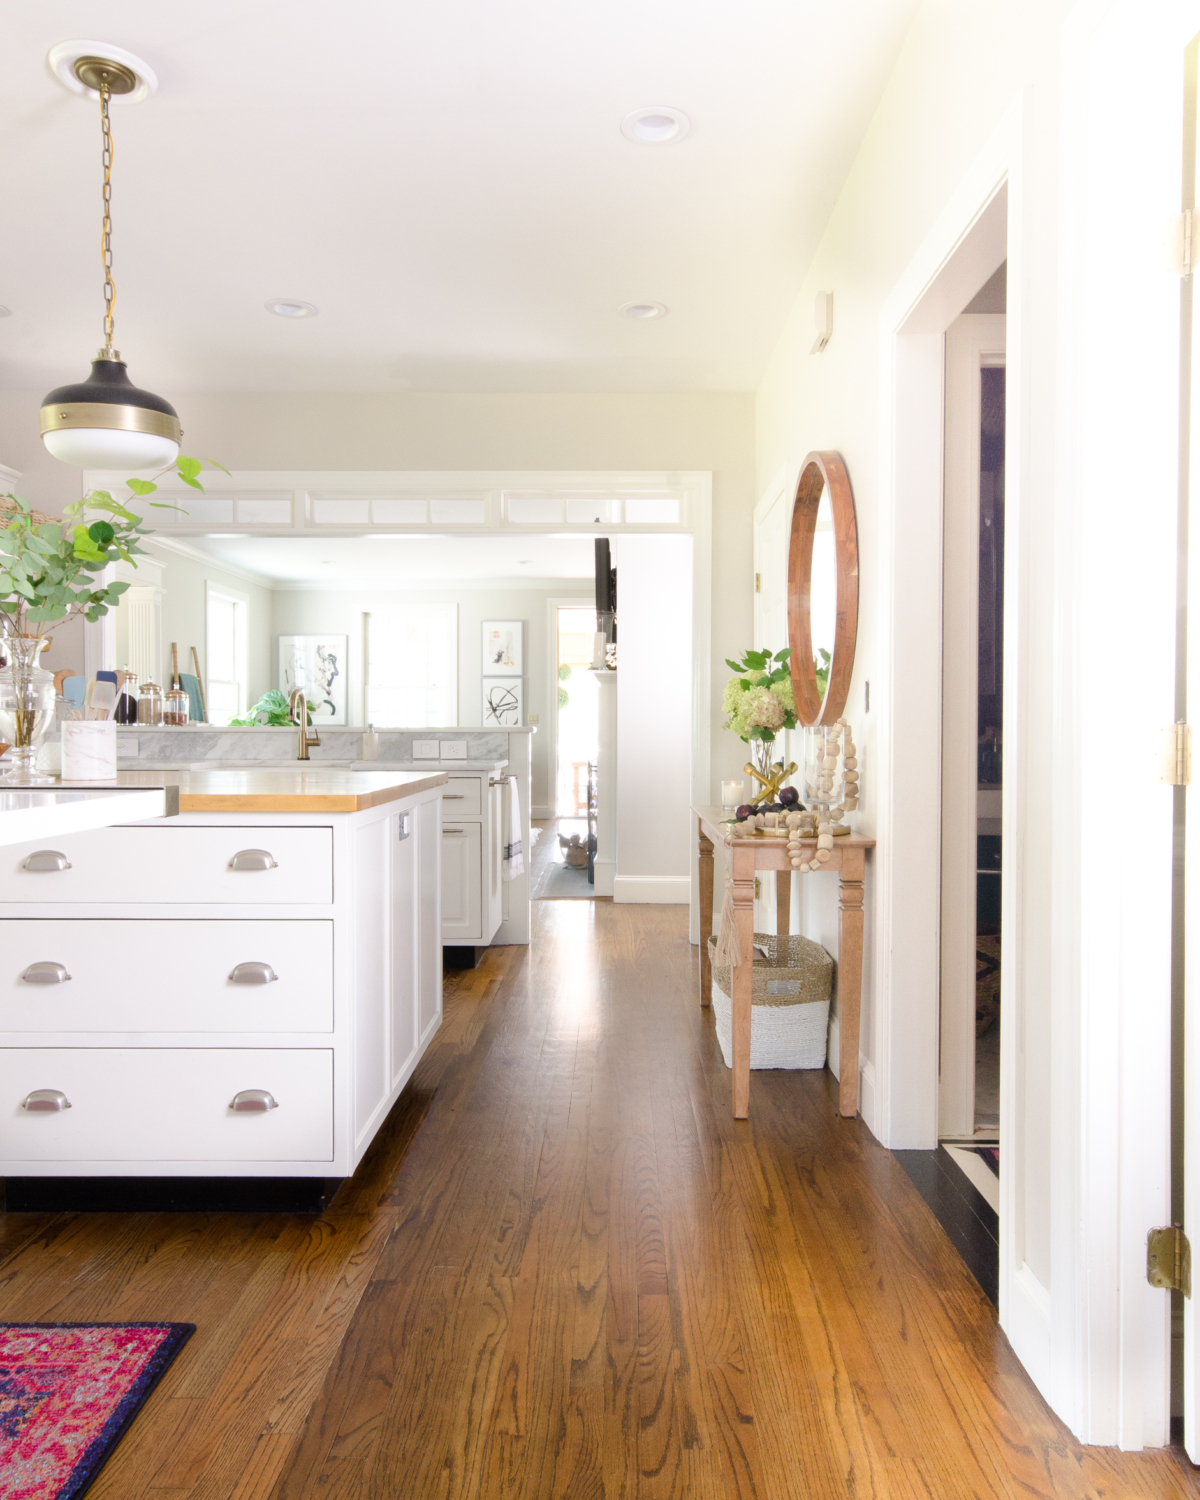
[755,572,762,594]
[1168,209,1198,276]
[1163,723,1192,785]
[1147,1225,1191,1296]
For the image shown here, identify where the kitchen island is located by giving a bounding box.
[0,767,445,1211]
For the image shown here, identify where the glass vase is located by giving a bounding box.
[0,635,56,784]
[802,723,846,811]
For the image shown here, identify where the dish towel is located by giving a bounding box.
[503,776,524,881]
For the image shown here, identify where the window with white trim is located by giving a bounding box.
[365,606,457,727]
[206,584,249,724]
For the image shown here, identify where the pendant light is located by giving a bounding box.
[39,55,181,470]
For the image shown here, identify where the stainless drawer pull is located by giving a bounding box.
[228,849,278,872]
[22,962,71,985]
[23,1089,71,1112]
[230,1089,278,1113]
[23,850,71,872]
[444,794,465,800]
[229,962,278,986]
[443,828,466,836]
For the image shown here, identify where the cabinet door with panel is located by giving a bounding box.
[441,821,482,940]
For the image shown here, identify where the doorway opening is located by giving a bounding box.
[534,601,600,900]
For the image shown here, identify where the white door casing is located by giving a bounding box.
[940,314,1006,1139]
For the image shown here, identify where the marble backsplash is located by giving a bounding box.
[115,726,515,764]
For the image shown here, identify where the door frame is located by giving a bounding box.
[543,594,597,821]
[940,315,1007,1139]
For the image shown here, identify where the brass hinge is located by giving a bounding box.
[1162,723,1192,785]
[1147,1225,1191,1296]
[1168,210,1198,276]
[754,572,762,594]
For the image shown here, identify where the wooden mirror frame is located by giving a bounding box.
[787,450,859,725]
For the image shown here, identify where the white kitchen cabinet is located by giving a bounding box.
[0,781,442,1182]
[441,820,482,940]
[440,769,505,949]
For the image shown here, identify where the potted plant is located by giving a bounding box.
[722,646,798,807]
[0,457,217,781]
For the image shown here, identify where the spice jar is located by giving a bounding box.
[137,681,163,726]
[164,688,189,726]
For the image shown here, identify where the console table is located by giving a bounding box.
[694,805,874,1120]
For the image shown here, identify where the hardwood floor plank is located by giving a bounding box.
[7,903,1199,1500]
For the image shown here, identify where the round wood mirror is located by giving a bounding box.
[787,450,859,725]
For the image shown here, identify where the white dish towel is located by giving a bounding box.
[502,776,524,880]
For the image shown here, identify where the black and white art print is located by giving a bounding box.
[279,634,348,723]
[482,677,523,727]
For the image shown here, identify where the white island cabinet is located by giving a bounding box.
[0,768,444,1188]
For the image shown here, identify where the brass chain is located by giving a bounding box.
[100,83,115,351]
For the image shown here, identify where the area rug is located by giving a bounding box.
[969,1145,1000,1177]
[0,1321,194,1500]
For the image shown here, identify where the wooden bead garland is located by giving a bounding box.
[733,720,860,875]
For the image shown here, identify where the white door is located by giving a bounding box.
[940,314,1006,1138]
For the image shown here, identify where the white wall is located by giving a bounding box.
[614,534,693,903]
[0,391,755,795]
[270,581,586,811]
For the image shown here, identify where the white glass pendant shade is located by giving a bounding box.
[40,355,181,471]
[42,427,179,469]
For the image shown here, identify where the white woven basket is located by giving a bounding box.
[708,933,831,1070]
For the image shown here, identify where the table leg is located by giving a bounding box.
[837,847,865,1118]
[731,841,756,1119]
[698,821,714,1007]
[776,869,791,937]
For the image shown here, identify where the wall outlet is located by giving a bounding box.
[117,738,139,758]
[527,713,539,725]
[412,739,440,759]
[440,740,467,759]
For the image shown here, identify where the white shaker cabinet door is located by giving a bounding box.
[441,822,482,941]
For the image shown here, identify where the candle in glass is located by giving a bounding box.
[721,780,746,809]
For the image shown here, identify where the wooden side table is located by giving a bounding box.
[694,805,874,1120]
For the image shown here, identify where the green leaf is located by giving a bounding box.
[125,477,158,496]
[88,521,116,545]
[203,457,231,476]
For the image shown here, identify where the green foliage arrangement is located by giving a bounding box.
[721,646,797,743]
[229,689,312,728]
[0,456,223,637]
[814,646,831,704]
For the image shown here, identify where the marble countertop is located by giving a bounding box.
[0,785,174,847]
[57,768,448,813]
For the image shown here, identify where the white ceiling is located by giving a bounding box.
[172,531,596,585]
[0,1,919,396]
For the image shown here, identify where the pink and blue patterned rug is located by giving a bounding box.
[0,1322,193,1499]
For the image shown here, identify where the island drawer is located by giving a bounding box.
[0,826,333,905]
[440,776,483,817]
[0,920,333,1034]
[0,1047,333,1163]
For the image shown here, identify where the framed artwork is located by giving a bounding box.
[482,677,523,727]
[483,620,522,675]
[279,634,348,724]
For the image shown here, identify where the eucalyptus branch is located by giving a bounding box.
[0,455,227,640]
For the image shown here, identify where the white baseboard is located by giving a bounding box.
[531,805,556,820]
[612,875,690,905]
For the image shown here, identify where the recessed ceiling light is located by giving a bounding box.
[266,299,318,319]
[620,301,667,320]
[518,559,533,564]
[621,107,690,145]
[0,306,11,319]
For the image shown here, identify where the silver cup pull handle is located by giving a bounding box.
[228,849,278,872]
[229,961,279,985]
[23,1089,71,1112]
[230,1089,278,1113]
[22,962,72,985]
[23,850,72,872]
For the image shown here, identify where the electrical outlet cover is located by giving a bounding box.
[440,740,468,759]
[412,739,440,759]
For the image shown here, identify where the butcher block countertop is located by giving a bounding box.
[56,767,449,814]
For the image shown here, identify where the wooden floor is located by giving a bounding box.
[2,901,1196,1498]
